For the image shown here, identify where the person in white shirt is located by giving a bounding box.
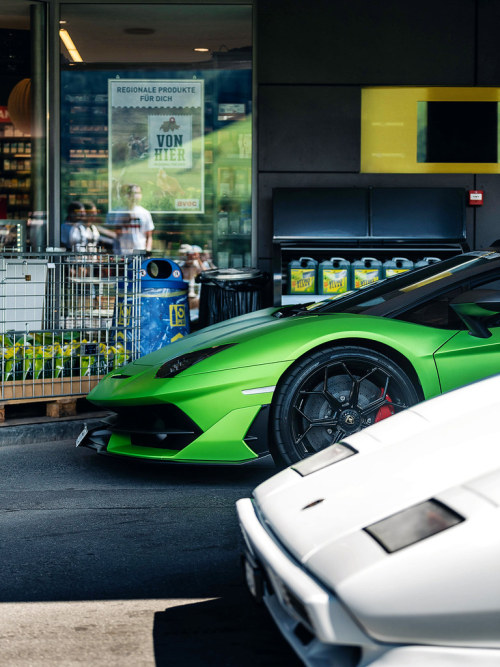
[111,184,154,253]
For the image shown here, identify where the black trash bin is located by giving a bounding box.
[197,267,269,328]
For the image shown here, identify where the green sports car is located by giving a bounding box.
[78,250,500,467]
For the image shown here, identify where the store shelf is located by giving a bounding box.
[274,242,465,307]
[61,92,110,205]
[0,134,32,220]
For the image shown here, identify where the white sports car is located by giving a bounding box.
[237,374,500,666]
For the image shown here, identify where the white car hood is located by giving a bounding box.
[254,374,500,578]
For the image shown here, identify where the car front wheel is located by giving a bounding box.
[271,345,421,467]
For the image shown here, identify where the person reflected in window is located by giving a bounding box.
[113,184,154,253]
[61,201,100,252]
[110,211,137,255]
[82,201,115,250]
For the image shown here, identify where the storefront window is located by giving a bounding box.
[60,4,252,317]
[0,1,47,252]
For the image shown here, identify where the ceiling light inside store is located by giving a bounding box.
[194,47,209,52]
[59,28,83,62]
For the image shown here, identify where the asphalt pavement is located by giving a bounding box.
[0,431,302,666]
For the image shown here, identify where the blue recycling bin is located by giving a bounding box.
[139,258,190,356]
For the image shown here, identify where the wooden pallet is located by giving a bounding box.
[0,376,100,423]
[0,395,88,422]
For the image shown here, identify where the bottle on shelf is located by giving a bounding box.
[351,257,383,289]
[319,257,351,295]
[288,257,318,295]
[383,257,414,278]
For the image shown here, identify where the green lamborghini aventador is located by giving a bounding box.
[78,250,500,466]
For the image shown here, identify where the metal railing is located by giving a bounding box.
[0,252,141,401]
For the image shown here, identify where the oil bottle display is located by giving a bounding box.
[383,257,414,278]
[288,257,318,294]
[284,254,443,298]
[319,257,351,295]
[351,257,383,289]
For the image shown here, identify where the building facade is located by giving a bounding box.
[2,0,500,312]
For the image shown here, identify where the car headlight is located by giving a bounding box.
[291,442,357,476]
[155,344,234,379]
[365,499,464,553]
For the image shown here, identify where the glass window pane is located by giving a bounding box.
[60,4,252,322]
[0,1,47,252]
[418,102,498,163]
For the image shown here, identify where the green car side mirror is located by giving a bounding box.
[450,289,500,338]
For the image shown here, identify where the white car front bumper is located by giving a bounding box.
[236,497,500,667]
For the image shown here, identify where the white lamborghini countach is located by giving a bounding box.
[237,374,500,666]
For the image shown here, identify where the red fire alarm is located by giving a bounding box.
[468,190,484,206]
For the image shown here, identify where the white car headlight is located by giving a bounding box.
[291,442,357,476]
[365,499,464,553]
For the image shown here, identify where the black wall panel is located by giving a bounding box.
[257,0,475,85]
[0,29,30,105]
[469,175,500,249]
[477,0,500,84]
[258,86,360,172]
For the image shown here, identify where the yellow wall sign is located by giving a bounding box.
[361,87,500,174]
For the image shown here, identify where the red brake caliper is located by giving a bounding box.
[375,389,394,422]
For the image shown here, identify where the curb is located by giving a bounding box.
[0,415,105,447]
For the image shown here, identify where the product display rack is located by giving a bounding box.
[0,135,32,220]
[214,187,252,268]
[212,115,252,269]
[275,240,466,305]
[61,92,108,209]
[272,187,469,306]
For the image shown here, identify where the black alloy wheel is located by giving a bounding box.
[270,345,421,467]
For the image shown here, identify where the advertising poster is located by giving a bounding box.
[108,79,204,214]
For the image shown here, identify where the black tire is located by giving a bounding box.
[270,345,421,467]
